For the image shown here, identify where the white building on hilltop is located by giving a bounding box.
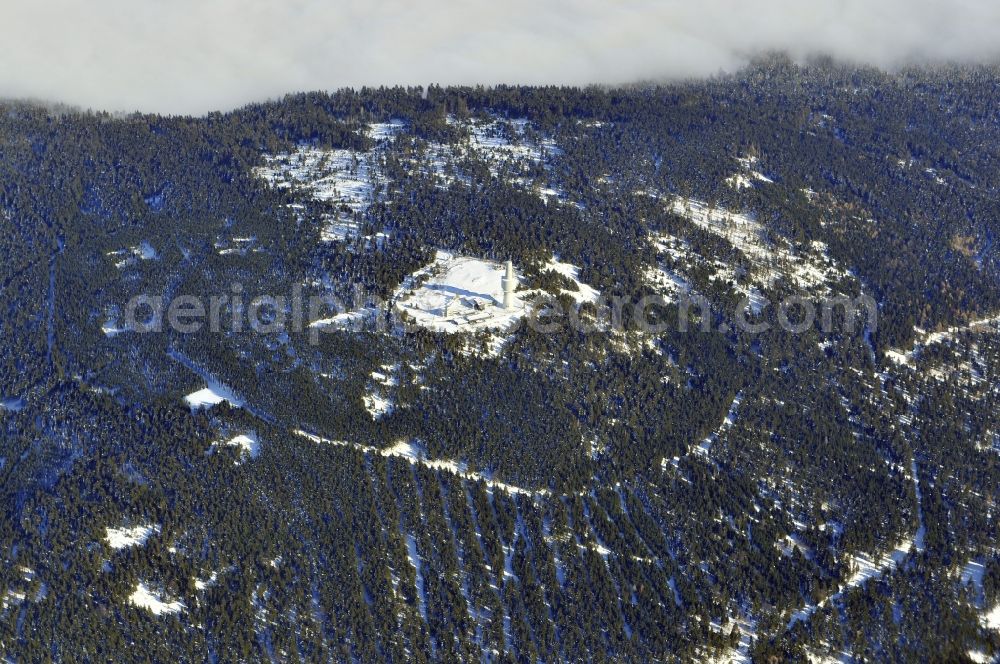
[445,296,463,318]
[394,252,528,336]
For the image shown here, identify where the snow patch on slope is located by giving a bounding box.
[211,434,260,463]
[725,155,774,190]
[105,524,159,550]
[183,383,244,412]
[129,582,184,616]
[365,119,407,142]
[696,392,743,457]
[644,191,853,315]
[255,146,388,243]
[106,242,158,269]
[983,602,1000,631]
[101,320,128,338]
[885,312,1000,366]
[364,365,398,419]
[256,147,383,213]
[787,535,919,629]
[363,393,393,419]
[295,430,548,497]
[542,257,600,304]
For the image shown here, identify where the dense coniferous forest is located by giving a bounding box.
[0,56,998,661]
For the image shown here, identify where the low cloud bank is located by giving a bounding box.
[3,0,999,115]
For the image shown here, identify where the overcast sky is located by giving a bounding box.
[3,0,999,115]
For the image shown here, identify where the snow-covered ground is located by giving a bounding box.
[394,251,599,337]
[965,602,1000,662]
[404,531,428,621]
[661,392,744,471]
[725,169,772,191]
[804,646,854,663]
[102,320,127,338]
[255,116,564,245]
[725,174,756,190]
[255,146,387,243]
[884,349,911,367]
[1,397,25,412]
[787,534,919,628]
[966,648,992,664]
[106,242,158,269]
[885,312,1000,366]
[696,392,743,456]
[391,251,599,356]
[962,559,989,606]
[211,434,260,463]
[725,155,774,190]
[1,566,40,612]
[295,430,549,497]
[643,189,853,317]
[984,602,1000,630]
[256,147,383,213]
[668,197,850,294]
[704,616,757,664]
[394,251,527,335]
[363,393,393,419]
[403,118,568,208]
[308,308,377,330]
[105,524,159,550]
[646,234,695,300]
[215,235,256,256]
[466,118,558,168]
[169,349,272,420]
[129,582,185,615]
[365,119,407,142]
[193,571,219,592]
[363,366,397,419]
[183,383,244,412]
[541,257,600,304]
